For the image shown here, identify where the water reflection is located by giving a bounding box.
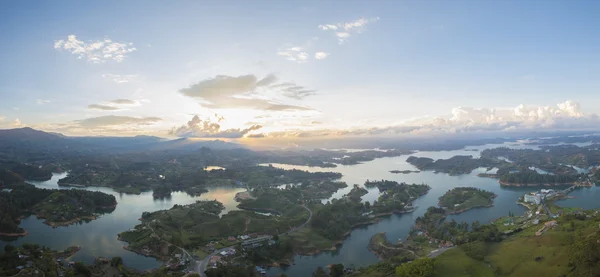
[266,142,600,276]
[0,173,244,270]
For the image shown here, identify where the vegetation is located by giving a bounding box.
[406,155,503,175]
[395,257,435,277]
[365,180,430,214]
[0,183,116,234]
[438,187,496,214]
[499,168,582,186]
[345,185,368,201]
[368,232,417,261]
[259,148,413,167]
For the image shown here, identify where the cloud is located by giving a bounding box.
[269,82,316,100]
[169,115,263,138]
[54,35,137,63]
[13,119,22,127]
[277,47,309,63]
[75,115,161,128]
[318,17,380,44]
[0,116,5,121]
[88,104,121,111]
[36,99,51,105]
[314,52,330,60]
[102,74,140,83]
[88,99,140,111]
[260,100,600,138]
[109,99,137,105]
[179,74,313,111]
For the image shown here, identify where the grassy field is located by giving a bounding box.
[432,214,599,277]
[285,227,336,253]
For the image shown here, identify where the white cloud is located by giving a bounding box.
[277,47,309,63]
[314,52,330,60]
[102,74,140,83]
[261,100,600,138]
[36,99,51,105]
[13,119,22,127]
[169,115,262,138]
[179,74,314,111]
[54,35,137,63]
[88,99,141,111]
[0,116,5,121]
[319,17,379,44]
[318,24,338,31]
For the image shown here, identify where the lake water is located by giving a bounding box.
[2,141,599,276]
[0,173,245,270]
[265,143,600,276]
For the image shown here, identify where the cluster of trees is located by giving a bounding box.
[415,207,503,245]
[406,155,501,175]
[499,169,581,185]
[205,264,258,277]
[311,264,344,277]
[310,198,369,240]
[438,187,495,211]
[372,182,430,213]
[4,162,53,181]
[395,257,434,277]
[0,184,116,233]
[246,238,294,264]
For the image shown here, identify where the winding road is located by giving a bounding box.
[195,204,312,277]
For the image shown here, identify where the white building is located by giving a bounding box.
[524,193,542,205]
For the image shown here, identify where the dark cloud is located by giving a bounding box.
[169,115,263,138]
[88,104,120,111]
[179,74,313,111]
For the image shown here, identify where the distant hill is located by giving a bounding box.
[0,128,244,161]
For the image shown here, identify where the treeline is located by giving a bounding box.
[310,198,370,240]
[438,187,495,208]
[414,206,502,245]
[499,169,581,185]
[406,155,501,175]
[0,184,116,234]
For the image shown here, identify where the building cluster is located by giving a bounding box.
[523,189,555,205]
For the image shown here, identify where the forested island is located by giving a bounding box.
[405,155,505,175]
[368,232,417,261]
[438,187,496,214]
[0,176,116,235]
[389,170,420,174]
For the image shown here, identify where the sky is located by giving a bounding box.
[1,1,600,140]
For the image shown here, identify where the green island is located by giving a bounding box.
[389,170,420,174]
[0,178,116,236]
[258,148,414,167]
[438,187,496,214]
[365,180,430,214]
[57,156,342,197]
[368,232,417,261]
[0,243,194,277]
[345,185,368,201]
[117,179,431,270]
[405,145,600,187]
[406,155,503,176]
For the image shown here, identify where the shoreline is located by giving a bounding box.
[499,180,584,187]
[0,230,29,237]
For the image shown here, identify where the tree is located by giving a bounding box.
[330,264,344,277]
[73,262,91,277]
[395,258,434,277]
[4,244,16,253]
[110,256,123,267]
[312,266,328,277]
[273,234,279,241]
